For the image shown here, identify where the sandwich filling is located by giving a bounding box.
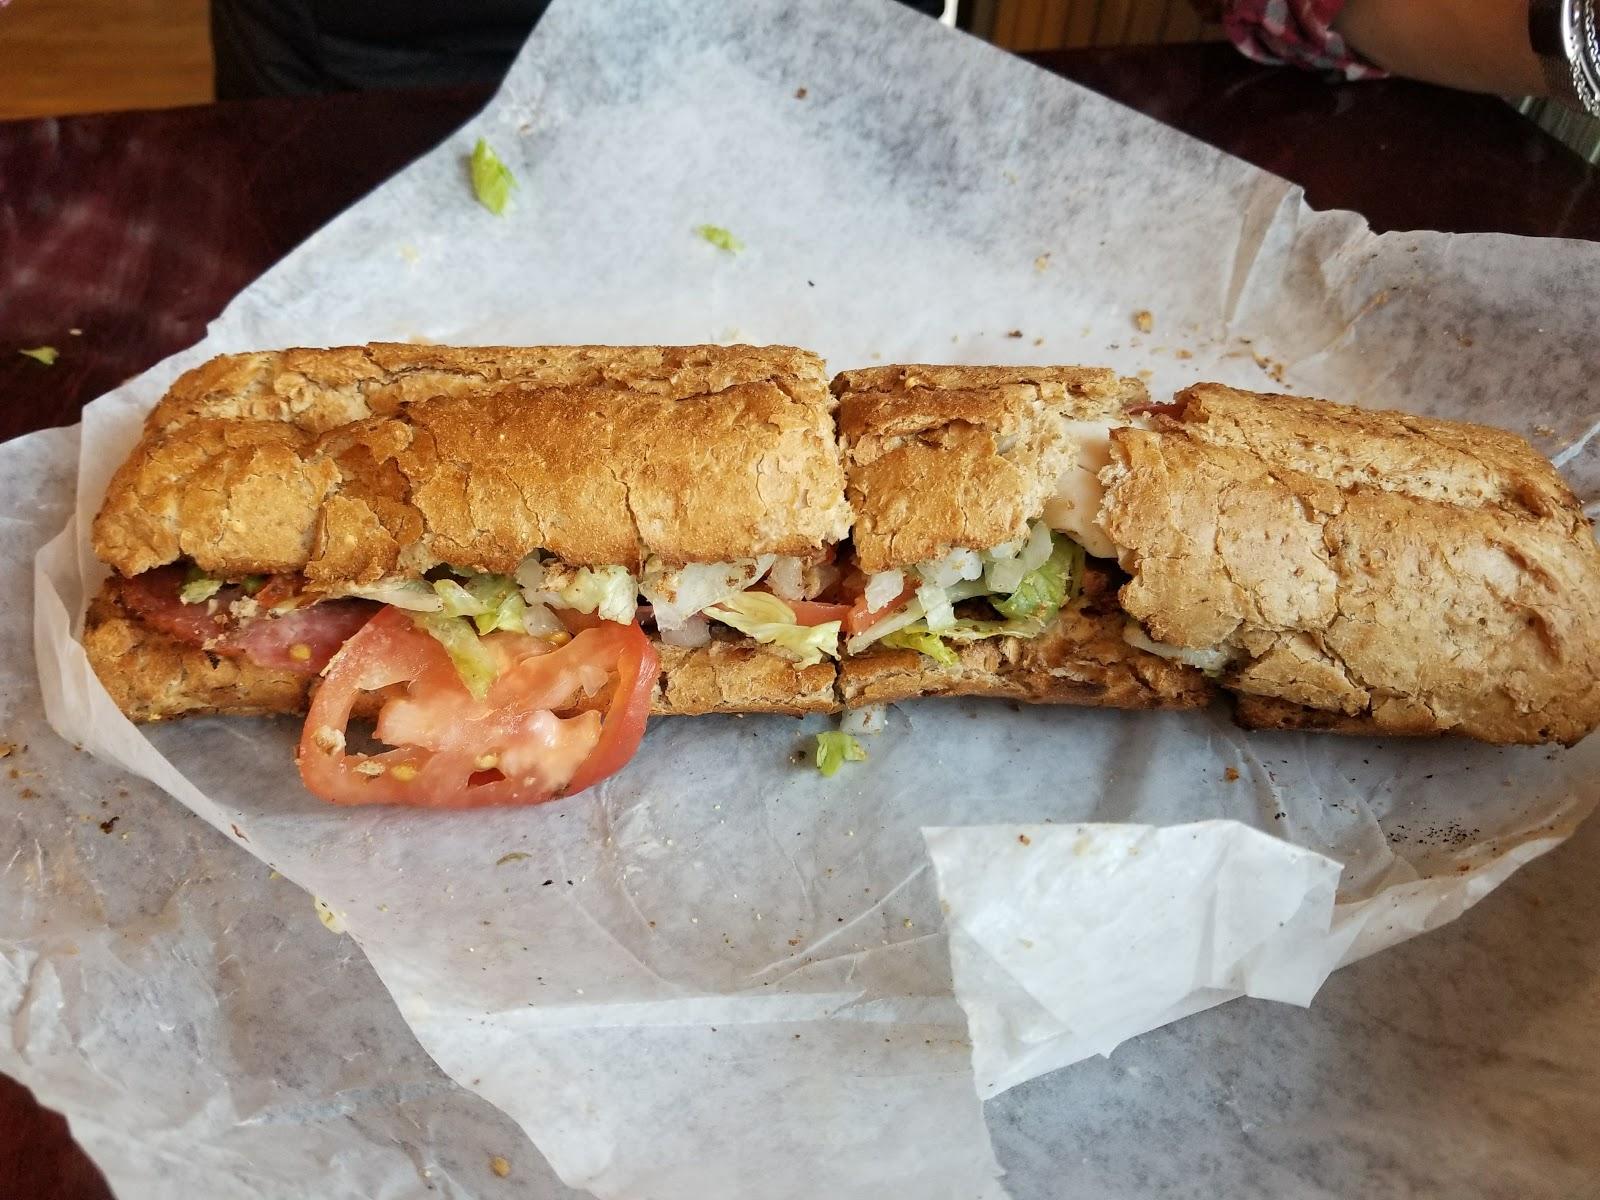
[114,549,848,809]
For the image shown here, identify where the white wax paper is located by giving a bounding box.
[17,0,1600,1196]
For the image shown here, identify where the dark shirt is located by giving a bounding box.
[213,0,948,99]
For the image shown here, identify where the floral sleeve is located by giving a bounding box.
[1221,0,1388,80]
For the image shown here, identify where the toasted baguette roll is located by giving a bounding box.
[832,364,1149,573]
[94,344,852,581]
[1103,383,1600,745]
[838,564,1213,710]
[82,582,837,721]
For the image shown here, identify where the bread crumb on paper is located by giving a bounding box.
[1034,252,1051,272]
[1224,766,1241,782]
[794,86,808,99]
[1252,352,1287,384]
[489,1155,511,1178]
[1133,309,1154,333]
[1174,348,1193,360]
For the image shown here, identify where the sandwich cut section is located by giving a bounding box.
[86,344,857,808]
[831,364,1216,712]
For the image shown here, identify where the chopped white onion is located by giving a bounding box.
[984,521,1053,593]
[841,705,888,736]
[766,556,806,601]
[514,554,546,593]
[917,582,956,631]
[639,556,773,630]
[863,569,906,613]
[520,599,566,636]
[916,547,984,588]
[660,613,712,647]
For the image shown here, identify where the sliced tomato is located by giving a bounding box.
[785,599,851,626]
[298,607,656,809]
[842,584,916,635]
[554,607,612,635]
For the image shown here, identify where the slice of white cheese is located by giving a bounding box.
[1042,419,1133,560]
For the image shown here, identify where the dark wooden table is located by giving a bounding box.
[2,41,1595,1200]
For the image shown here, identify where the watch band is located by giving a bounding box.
[1529,0,1600,115]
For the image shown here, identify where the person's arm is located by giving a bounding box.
[1333,0,1546,95]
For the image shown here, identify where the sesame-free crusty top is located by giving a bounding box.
[1102,383,1600,745]
[93,344,853,581]
[832,364,1148,574]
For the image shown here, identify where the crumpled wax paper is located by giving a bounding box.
[20,0,1600,1196]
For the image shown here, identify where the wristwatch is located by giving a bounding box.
[1529,0,1600,115]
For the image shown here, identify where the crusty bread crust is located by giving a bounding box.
[832,364,1148,573]
[83,584,829,722]
[839,567,1213,710]
[1229,694,1407,738]
[1103,383,1600,745]
[93,345,852,580]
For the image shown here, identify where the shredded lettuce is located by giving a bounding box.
[179,567,222,605]
[470,138,516,215]
[880,628,958,666]
[428,574,528,633]
[555,565,638,624]
[695,224,743,253]
[342,579,444,611]
[240,575,268,596]
[704,591,841,666]
[992,534,1083,623]
[476,588,530,635]
[19,346,58,366]
[432,578,482,617]
[412,613,498,700]
[814,731,866,777]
